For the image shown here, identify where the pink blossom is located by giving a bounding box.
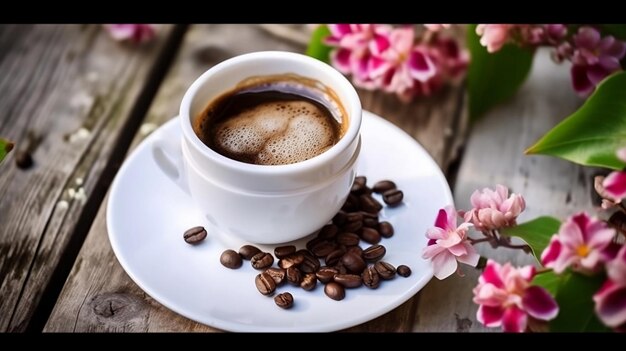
[602,147,626,202]
[476,24,513,53]
[570,26,626,97]
[462,184,526,232]
[541,212,616,274]
[594,244,626,331]
[368,26,438,100]
[422,205,479,280]
[326,24,393,90]
[473,260,559,332]
[104,24,157,44]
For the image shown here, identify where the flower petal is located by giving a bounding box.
[541,235,562,269]
[522,286,559,321]
[434,208,450,230]
[330,48,352,74]
[408,50,436,82]
[456,243,480,267]
[594,280,626,328]
[481,260,505,288]
[502,306,528,332]
[604,171,626,200]
[477,305,504,327]
[571,65,595,97]
[431,250,458,280]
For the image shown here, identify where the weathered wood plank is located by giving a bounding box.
[45,24,467,332]
[413,49,593,332]
[0,24,176,332]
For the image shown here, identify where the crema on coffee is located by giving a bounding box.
[193,74,348,166]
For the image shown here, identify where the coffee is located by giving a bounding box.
[193,74,347,166]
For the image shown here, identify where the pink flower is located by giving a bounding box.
[541,212,616,274]
[326,24,393,90]
[602,147,626,202]
[422,205,479,280]
[104,24,157,44]
[369,26,437,100]
[473,260,559,332]
[570,26,626,97]
[476,24,513,53]
[594,244,626,331]
[462,184,526,232]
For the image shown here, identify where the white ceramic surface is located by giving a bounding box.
[107,110,453,332]
[155,51,363,244]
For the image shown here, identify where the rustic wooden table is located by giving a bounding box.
[0,24,593,332]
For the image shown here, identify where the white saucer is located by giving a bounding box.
[107,110,452,332]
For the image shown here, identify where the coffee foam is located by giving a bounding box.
[213,101,336,165]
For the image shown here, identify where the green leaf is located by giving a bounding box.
[500,216,561,262]
[467,24,535,121]
[305,25,332,64]
[549,271,611,332]
[600,24,626,41]
[526,72,626,170]
[0,138,14,164]
[532,270,561,296]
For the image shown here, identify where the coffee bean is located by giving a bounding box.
[286,266,303,286]
[255,272,276,296]
[324,282,345,301]
[397,265,412,277]
[336,232,360,246]
[334,274,362,288]
[342,194,359,212]
[359,227,381,244]
[346,245,363,257]
[362,213,379,228]
[372,180,396,194]
[318,224,339,240]
[346,212,364,223]
[297,250,320,273]
[278,252,304,269]
[274,245,296,259]
[378,221,394,238]
[359,194,383,214]
[265,267,286,285]
[220,249,242,269]
[306,237,325,251]
[251,252,274,269]
[300,273,317,291]
[183,226,207,244]
[332,211,348,226]
[325,249,345,266]
[15,150,33,169]
[362,244,386,262]
[351,176,367,194]
[239,245,261,260]
[311,240,337,258]
[341,220,363,233]
[374,261,396,280]
[274,292,294,309]
[382,189,403,207]
[316,267,338,283]
[362,266,380,289]
[333,263,348,275]
[341,252,366,274]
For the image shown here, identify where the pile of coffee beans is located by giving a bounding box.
[188,176,411,310]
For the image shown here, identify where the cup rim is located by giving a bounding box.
[179,51,362,175]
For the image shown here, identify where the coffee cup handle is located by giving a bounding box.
[151,136,190,195]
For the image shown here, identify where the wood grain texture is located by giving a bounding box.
[45,24,468,332]
[0,24,175,332]
[413,49,593,332]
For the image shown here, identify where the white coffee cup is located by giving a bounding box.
[152,51,362,244]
